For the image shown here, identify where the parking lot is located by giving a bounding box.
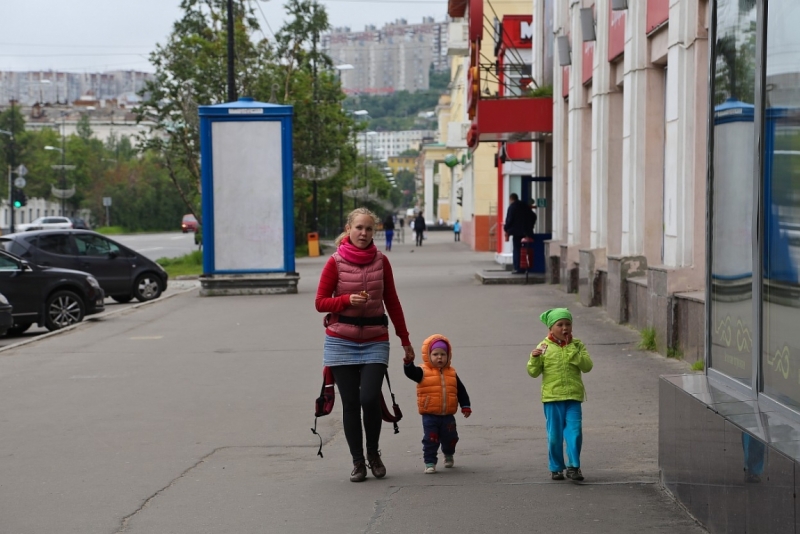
[0,232,199,349]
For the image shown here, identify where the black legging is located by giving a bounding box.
[415,230,424,246]
[331,364,385,463]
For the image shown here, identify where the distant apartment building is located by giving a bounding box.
[0,70,153,106]
[323,18,448,95]
[358,130,435,161]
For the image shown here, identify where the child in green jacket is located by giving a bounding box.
[528,308,593,481]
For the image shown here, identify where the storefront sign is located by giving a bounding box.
[501,15,534,49]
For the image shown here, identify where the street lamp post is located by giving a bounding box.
[334,64,355,231]
[45,135,73,217]
[226,0,236,102]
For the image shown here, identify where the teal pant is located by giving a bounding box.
[543,400,583,472]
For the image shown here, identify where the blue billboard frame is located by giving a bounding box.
[198,97,295,275]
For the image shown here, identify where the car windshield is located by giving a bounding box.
[182,215,197,222]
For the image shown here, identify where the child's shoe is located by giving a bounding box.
[551,471,565,480]
[444,455,455,468]
[424,464,437,474]
[566,467,584,481]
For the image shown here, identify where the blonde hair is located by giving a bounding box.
[335,207,379,246]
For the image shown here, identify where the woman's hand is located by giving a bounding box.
[348,292,368,306]
[402,345,415,364]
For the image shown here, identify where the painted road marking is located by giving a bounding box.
[129,336,164,340]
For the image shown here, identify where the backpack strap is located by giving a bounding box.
[385,368,400,434]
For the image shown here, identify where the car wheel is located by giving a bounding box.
[133,273,163,302]
[111,295,133,304]
[6,323,32,336]
[45,290,85,331]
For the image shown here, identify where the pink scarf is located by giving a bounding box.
[338,236,377,265]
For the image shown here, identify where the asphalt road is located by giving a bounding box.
[0,232,706,534]
[113,231,198,261]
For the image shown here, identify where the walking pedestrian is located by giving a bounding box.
[503,194,536,274]
[315,207,415,482]
[453,220,461,242]
[527,308,593,482]
[403,334,471,474]
[414,212,426,247]
[383,214,395,251]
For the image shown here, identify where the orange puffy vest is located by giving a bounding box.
[417,334,459,415]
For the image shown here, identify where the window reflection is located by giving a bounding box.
[710,0,757,384]
[762,1,800,411]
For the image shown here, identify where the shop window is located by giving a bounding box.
[709,0,757,385]
[762,1,800,410]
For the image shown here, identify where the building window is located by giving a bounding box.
[709,0,757,386]
[762,0,800,410]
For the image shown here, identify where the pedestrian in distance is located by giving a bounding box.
[527,308,593,482]
[503,193,536,274]
[383,214,395,252]
[315,207,415,482]
[414,212,426,247]
[404,334,471,473]
[453,220,461,242]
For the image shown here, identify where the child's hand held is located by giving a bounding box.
[402,345,415,364]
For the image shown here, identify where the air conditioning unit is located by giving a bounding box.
[447,121,470,148]
[447,21,469,56]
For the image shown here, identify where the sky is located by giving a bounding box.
[2,0,448,73]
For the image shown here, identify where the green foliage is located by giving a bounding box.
[638,328,657,351]
[157,250,203,278]
[345,78,445,132]
[667,347,684,359]
[526,85,554,98]
[429,67,450,92]
[691,360,705,371]
[95,226,127,235]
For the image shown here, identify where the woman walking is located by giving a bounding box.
[315,207,415,482]
[383,215,395,251]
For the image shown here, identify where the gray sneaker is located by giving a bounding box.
[551,471,565,480]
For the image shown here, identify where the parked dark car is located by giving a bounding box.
[0,249,105,333]
[68,217,91,230]
[2,230,169,304]
[0,291,13,336]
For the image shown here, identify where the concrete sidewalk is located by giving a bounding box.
[0,232,705,533]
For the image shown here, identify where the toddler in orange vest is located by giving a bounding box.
[403,334,471,473]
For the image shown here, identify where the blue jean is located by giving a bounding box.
[543,400,583,472]
[385,230,394,250]
[422,414,459,465]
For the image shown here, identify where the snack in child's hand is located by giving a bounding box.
[359,291,369,299]
[539,343,548,353]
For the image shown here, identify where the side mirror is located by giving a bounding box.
[20,260,33,272]
[109,250,119,259]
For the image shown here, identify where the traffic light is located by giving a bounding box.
[11,188,26,208]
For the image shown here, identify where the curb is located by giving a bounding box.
[0,285,200,355]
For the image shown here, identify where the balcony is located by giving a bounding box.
[447,21,469,57]
[447,121,470,148]
[471,97,553,145]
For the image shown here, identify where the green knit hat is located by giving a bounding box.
[540,308,573,328]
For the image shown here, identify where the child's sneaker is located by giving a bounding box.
[566,467,584,481]
[444,455,455,468]
[551,471,565,480]
[424,464,437,474]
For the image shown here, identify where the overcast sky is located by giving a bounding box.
[3,0,447,73]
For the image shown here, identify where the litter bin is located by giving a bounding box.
[308,232,320,257]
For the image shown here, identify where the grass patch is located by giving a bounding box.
[667,347,684,359]
[691,360,705,371]
[95,226,127,235]
[296,243,309,258]
[157,250,203,278]
[638,327,657,351]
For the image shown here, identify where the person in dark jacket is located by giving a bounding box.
[503,193,536,273]
[414,213,427,247]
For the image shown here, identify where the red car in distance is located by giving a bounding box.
[181,214,198,233]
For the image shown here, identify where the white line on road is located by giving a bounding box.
[136,247,165,252]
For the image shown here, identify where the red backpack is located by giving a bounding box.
[311,366,403,457]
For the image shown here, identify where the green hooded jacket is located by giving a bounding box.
[527,336,593,403]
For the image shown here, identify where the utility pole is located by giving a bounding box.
[311,13,319,233]
[9,100,16,233]
[227,0,237,102]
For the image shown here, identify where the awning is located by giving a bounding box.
[471,97,553,144]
